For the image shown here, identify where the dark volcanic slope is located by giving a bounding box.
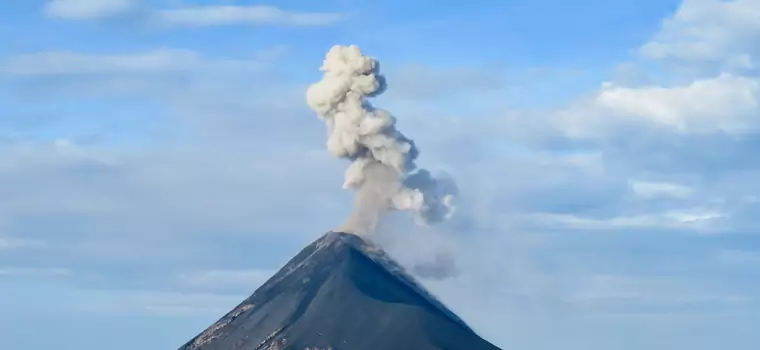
[178,231,501,350]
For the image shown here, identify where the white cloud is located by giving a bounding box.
[544,1,760,139]
[544,73,759,139]
[594,74,759,133]
[45,0,136,20]
[629,180,694,199]
[156,5,346,27]
[41,2,346,28]
[639,0,760,70]
[1,48,264,76]
[518,210,726,232]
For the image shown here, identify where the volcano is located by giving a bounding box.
[178,231,501,350]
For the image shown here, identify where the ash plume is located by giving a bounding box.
[306,45,457,236]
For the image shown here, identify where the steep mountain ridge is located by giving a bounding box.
[178,231,501,350]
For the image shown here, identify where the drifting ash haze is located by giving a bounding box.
[306,45,457,236]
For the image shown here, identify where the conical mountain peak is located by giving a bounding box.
[179,231,501,350]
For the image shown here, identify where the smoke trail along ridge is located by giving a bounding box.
[305,45,458,236]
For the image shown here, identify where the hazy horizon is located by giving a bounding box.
[1,0,759,349]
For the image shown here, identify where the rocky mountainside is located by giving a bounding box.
[178,231,502,350]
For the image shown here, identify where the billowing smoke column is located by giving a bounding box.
[306,45,457,236]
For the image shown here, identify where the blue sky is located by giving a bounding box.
[1,0,760,349]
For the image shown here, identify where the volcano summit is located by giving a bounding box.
[177,45,493,349]
[178,231,501,350]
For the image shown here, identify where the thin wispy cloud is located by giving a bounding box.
[0,49,264,76]
[42,1,347,27]
[629,180,694,199]
[44,0,137,20]
[156,5,347,27]
[517,210,726,232]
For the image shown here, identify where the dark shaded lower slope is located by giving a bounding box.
[178,231,501,350]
